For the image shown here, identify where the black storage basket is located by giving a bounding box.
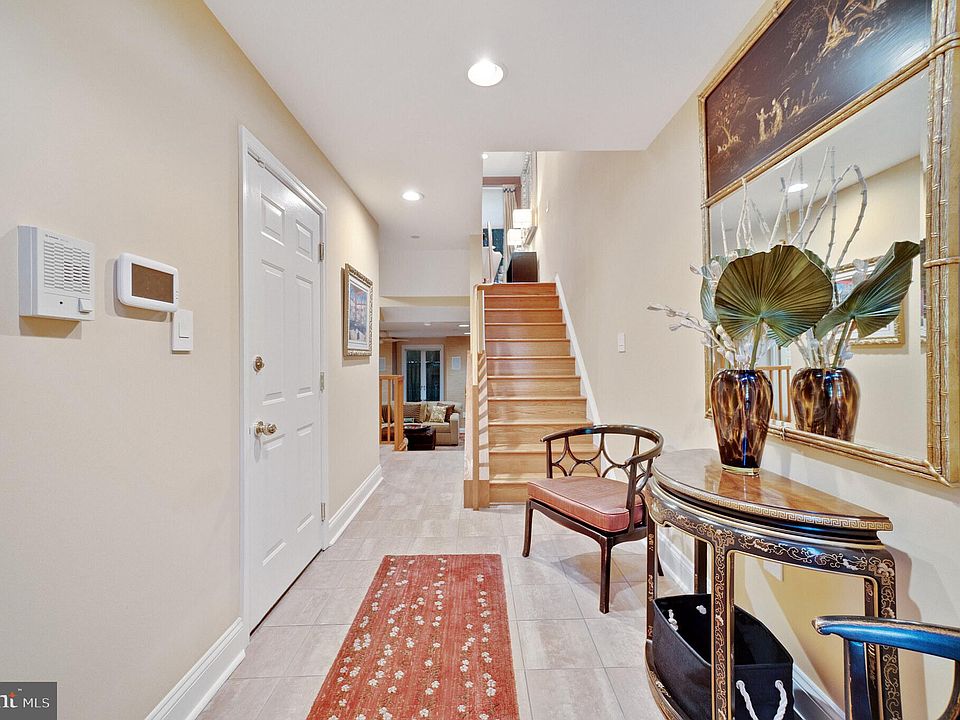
[652,594,795,720]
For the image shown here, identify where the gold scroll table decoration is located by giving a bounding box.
[643,449,900,720]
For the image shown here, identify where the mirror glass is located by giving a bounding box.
[707,71,927,458]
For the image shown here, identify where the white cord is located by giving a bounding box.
[735,679,788,720]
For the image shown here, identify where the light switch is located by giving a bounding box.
[172,309,193,352]
[617,332,626,353]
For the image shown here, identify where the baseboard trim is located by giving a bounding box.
[146,617,246,720]
[326,464,383,546]
[553,273,600,424]
[655,534,842,720]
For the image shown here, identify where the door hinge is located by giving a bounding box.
[318,241,325,262]
[319,372,325,391]
[321,502,326,522]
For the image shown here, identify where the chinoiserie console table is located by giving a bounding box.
[643,449,900,720]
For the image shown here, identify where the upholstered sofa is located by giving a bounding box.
[381,401,462,446]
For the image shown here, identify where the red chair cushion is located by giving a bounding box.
[527,476,644,533]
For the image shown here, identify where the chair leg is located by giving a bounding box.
[522,500,534,558]
[599,538,612,614]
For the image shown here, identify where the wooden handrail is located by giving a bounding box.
[465,284,489,508]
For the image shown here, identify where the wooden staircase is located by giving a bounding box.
[482,282,592,504]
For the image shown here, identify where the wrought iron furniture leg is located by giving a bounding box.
[521,499,533,557]
[600,537,612,613]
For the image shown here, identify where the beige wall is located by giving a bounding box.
[534,105,958,715]
[0,2,379,719]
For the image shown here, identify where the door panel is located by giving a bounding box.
[424,350,441,401]
[245,154,324,628]
[405,349,422,402]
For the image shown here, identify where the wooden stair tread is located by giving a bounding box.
[488,420,590,426]
[488,395,585,401]
[484,322,566,326]
[485,355,574,360]
[490,472,596,482]
[487,375,580,380]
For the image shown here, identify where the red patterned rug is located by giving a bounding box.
[306,554,519,720]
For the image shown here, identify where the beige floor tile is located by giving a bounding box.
[511,583,582,621]
[356,536,412,560]
[559,554,627,585]
[605,667,663,719]
[364,519,419,538]
[407,536,460,554]
[516,619,602,669]
[415,518,460,537]
[232,626,310,679]
[336,559,383,588]
[509,621,524,670]
[503,534,558,559]
[458,511,504,537]
[314,586,368,625]
[297,559,349,589]
[612,550,648,582]
[569,581,645,619]
[317,537,364,562]
[417,505,461,520]
[285,624,349,677]
[262,587,333,627]
[584,616,647,667]
[256,676,324,720]
[514,668,533,720]
[507,557,568,586]
[456,535,507,555]
[340,519,374,539]
[197,678,278,720]
[525,668,625,720]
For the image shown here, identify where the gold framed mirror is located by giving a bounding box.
[699,0,959,486]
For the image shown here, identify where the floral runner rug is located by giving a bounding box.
[306,554,519,720]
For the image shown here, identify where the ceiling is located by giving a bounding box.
[483,152,527,178]
[205,0,765,252]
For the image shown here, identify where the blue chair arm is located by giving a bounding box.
[815,616,960,662]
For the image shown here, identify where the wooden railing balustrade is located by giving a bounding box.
[379,374,405,451]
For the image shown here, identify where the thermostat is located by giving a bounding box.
[19,225,96,321]
[116,253,179,312]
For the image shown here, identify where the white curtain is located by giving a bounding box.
[502,186,517,271]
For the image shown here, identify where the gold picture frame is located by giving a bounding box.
[343,263,374,357]
[700,0,960,486]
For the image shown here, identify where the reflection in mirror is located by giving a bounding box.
[707,71,927,458]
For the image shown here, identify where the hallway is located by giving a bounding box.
[199,446,667,719]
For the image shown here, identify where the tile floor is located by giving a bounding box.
[199,445,675,720]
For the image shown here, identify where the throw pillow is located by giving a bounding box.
[443,404,456,421]
[427,404,447,423]
[403,403,421,422]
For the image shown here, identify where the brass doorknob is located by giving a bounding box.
[255,420,278,436]
[253,356,265,373]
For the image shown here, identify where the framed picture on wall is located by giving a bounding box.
[343,263,373,356]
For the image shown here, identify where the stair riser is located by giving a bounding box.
[489,481,530,504]
[483,295,560,309]
[488,398,587,422]
[488,377,582,397]
[484,309,563,324]
[484,283,556,295]
[488,423,591,444]
[486,358,576,376]
[486,340,570,357]
[485,324,566,340]
[490,454,599,475]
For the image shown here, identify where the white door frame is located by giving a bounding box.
[238,126,329,632]
[400,344,445,401]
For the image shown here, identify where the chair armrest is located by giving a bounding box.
[449,413,460,436]
[815,616,960,662]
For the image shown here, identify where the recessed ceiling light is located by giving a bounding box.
[481,153,489,160]
[424,322,432,326]
[468,59,504,87]
[402,190,424,201]
[458,324,469,328]
[463,332,470,335]
[787,182,809,194]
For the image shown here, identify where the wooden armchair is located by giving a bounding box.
[521,424,663,613]
[816,616,960,719]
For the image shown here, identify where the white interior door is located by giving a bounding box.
[243,145,324,629]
